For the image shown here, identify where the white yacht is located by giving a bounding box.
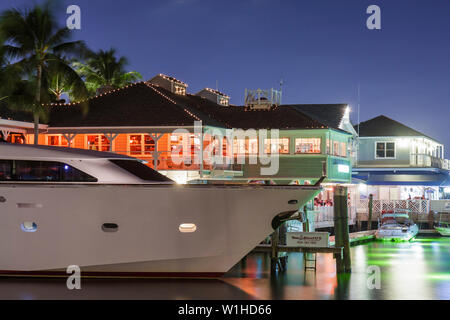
[375,210,419,242]
[0,143,321,278]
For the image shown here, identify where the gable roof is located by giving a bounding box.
[355,115,437,142]
[45,81,351,133]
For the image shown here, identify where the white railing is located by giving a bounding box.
[312,205,356,227]
[430,200,450,213]
[357,199,430,215]
[410,154,450,170]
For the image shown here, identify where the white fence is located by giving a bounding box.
[357,199,430,215]
[312,205,356,228]
[430,200,450,213]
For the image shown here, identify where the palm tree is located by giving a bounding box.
[47,58,88,103]
[73,48,142,96]
[0,1,88,144]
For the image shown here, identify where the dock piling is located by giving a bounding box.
[334,186,352,273]
[367,194,373,230]
[271,228,279,274]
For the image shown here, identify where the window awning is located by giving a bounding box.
[352,168,450,186]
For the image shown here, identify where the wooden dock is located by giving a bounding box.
[253,244,343,256]
[330,230,376,246]
[418,229,439,235]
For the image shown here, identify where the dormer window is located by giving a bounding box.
[196,88,230,106]
[219,97,229,106]
[174,85,186,95]
[148,74,188,95]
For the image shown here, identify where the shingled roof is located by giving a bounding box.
[48,82,221,128]
[0,103,34,123]
[355,115,436,141]
[290,104,348,129]
[46,81,350,132]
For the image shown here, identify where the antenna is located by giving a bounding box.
[216,80,218,91]
[356,83,361,166]
[357,84,360,137]
[279,78,284,105]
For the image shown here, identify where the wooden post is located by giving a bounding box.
[368,194,373,230]
[428,210,435,229]
[334,186,351,273]
[303,205,309,232]
[270,228,279,274]
[357,214,362,232]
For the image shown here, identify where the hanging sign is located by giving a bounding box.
[287,232,330,248]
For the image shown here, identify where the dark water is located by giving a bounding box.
[0,236,449,300]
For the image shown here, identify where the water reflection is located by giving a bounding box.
[225,236,450,300]
[0,236,449,300]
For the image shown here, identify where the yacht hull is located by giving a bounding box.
[375,225,419,242]
[0,184,319,277]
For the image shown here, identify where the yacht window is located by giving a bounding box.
[109,160,173,182]
[0,160,97,182]
[179,223,197,233]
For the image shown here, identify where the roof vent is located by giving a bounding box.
[196,88,230,106]
[244,88,281,110]
[148,73,188,95]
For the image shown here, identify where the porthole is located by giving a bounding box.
[102,223,119,233]
[179,223,197,233]
[21,222,37,233]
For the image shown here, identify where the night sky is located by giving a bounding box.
[1,0,449,154]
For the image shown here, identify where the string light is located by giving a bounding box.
[43,74,331,131]
[145,82,202,122]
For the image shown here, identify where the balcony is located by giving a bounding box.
[410,154,450,170]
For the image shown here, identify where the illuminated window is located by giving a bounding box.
[174,85,186,95]
[144,135,155,155]
[233,139,245,155]
[333,141,340,156]
[129,134,155,155]
[129,135,142,155]
[219,97,229,106]
[247,138,258,155]
[87,135,110,152]
[295,138,321,154]
[209,137,222,156]
[232,138,259,155]
[7,134,26,144]
[264,138,289,154]
[340,142,347,157]
[376,142,395,158]
[47,135,69,147]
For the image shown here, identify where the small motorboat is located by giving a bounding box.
[435,222,450,236]
[375,209,419,242]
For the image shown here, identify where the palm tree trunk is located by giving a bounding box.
[34,64,42,145]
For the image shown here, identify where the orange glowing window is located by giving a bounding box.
[47,135,68,147]
[87,135,110,152]
[295,138,321,154]
[129,134,155,155]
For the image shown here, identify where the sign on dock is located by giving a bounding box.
[286,232,330,248]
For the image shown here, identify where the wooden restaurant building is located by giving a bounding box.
[0,74,356,189]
